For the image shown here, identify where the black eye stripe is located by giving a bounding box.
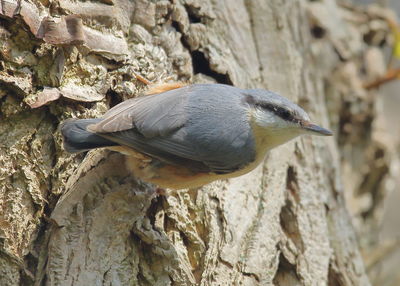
[244,94,300,123]
[256,103,299,123]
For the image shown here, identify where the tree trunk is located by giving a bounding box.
[1,0,388,285]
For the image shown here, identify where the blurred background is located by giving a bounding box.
[342,0,400,285]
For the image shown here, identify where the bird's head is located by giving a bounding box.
[245,89,332,149]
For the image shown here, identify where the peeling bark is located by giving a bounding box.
[1,0,395,285]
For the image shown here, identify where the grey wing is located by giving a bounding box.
[89,84,255,173]
[88,86,190,137]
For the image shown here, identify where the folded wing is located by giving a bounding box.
[88,84,255,173]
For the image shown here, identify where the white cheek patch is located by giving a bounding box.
[252,108,291,129]
[251,108,302,151]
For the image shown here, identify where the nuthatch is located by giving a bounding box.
[61,83,332,189]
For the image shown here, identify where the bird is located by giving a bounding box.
[61,83,332,189]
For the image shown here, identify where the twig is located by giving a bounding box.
[363,68,400,90]
[132,71,152,85]
[364,239,400,271]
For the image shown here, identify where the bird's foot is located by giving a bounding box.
[155,187,168,196]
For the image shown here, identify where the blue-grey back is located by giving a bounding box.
[183,84,255,172]
[90,84,256,173]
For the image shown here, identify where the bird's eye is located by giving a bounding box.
[277,108,291,120]
[256,103,295,122]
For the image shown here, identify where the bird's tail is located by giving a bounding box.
[60,118,117,153]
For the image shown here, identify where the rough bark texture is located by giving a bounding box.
[1,0,396,285]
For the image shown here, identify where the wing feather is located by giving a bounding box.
[88,86,190,137]
[88,84,256,173]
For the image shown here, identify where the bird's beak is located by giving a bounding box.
[302,122,333,136]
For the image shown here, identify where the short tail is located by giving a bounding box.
[60,118,117,153]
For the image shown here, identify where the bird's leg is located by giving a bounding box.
[155,187,168,196]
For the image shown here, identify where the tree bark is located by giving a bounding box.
[1,0,385,285]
